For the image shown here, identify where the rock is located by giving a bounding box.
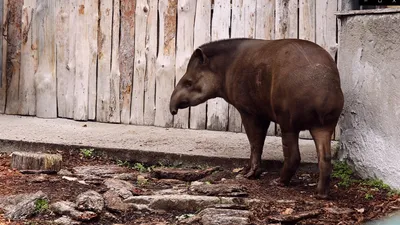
[54,216,81,225]
[113,173,137,181]
[189,183,248,197]
[11,151,62,173]
[30,174,49,183]
[150,167,221,182]
[0,191,48,220]
[76,190,104,213]
[199,208,251,225]
[191,181,204,186]
[73,165,128,178]
[103,211,120,223]
[58,169,73,176]
[50,201,97,221]
[324,207,354,214]
[268,209,322,223]
[104,179,138,199]
[103,190,135,212]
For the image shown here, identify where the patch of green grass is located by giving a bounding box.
[332,161,356,187]
[365,193,374,200]
[79,148,95,159]
[116,160,132,168]
[34,198,49,214]
[133,163,154,173]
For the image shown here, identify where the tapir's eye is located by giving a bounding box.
[184,80,192,88]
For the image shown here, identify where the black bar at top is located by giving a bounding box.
[360,0,400,5]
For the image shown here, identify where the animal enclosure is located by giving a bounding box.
[0,0,339,139]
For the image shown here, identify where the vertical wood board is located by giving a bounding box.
[119,0,135,124]
[275,0,298,39]
[131,0,147,125]
[87,0,99,121]
[0,0,6,113]
[143,0,158,125]
[189,0,210,130]
[154,0,177,127]
[173,0,196,128]
[19,0,37,116]
[207,0,230,131]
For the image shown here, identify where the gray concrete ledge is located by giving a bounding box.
[336,8,400,17]
[0,115,338,170]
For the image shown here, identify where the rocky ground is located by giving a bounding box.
[0,150,399,225]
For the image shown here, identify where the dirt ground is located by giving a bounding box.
[0,150,399,225]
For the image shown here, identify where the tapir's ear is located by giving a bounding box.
[194,48,208,65]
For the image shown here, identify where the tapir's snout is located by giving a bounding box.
[169,89,179,115]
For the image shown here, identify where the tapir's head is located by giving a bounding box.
[169,48,220,115]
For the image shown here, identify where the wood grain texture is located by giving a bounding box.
[87,0,99,121]
[34,0,57,118]
[275,0,298,39]
[19,0,37,116]
[189,0,210,130]
[97,0,113,122]
[173,0,196,129]
[207,0,230,131]
[316,0,338,59]
[255,0,275,136]
[143,0,158,126]
[55,0,76,119]
[131,0,147,125]
[119,0,135,124]
[109,0,121,123]
[0,0,6,113]
[5,0,23,115]
[154,0,177,127]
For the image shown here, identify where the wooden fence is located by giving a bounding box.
[0,0,339,139]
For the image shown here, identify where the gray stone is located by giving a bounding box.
[103,190,135,212]
[199,208,251,225]
[54,216,81,225]
[50,201,97,221]
[76,190,104,213]
[58,169,73,176]
[189,183,248,197]
[0,191,48,220]
[104,178,135,199]
[73,165,128,178]
[324,207,354,215]
[113,173,137,180]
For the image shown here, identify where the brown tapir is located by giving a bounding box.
[169,38,344,199]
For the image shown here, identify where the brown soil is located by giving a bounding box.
[0,151,399,225]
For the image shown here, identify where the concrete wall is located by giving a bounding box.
[337,10,400,188]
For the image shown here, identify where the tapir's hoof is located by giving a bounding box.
[243,169,262,179]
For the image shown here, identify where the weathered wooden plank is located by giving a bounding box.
[0,0,6,113]
[55,0,76,119]
[230,0,255,133]
[189,0,210,130]
[119,0,135,124]
[173,0,196,129]
[109,0,121,123]
[298,0,316,139]
[254,0,275,136]
[299,0,315,41]
[316,0,338,59]
[97,0,113,122]
[154,0,177,127]
[87,0,98,121]
[73,0,91,121]
[5,0,23,115]
[255,0,274,40]
[275,0,298,39]
[18,0,37,115]
[207,0,230,131]
[131,0,147,125]
[34,0,57,118]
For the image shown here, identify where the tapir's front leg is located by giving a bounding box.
[240,113,269,179]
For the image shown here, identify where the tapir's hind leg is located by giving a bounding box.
[279,131,301,186]
[240,114,269,179]
[309,126,334,199]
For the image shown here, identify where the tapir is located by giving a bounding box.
[169,38,344,199]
